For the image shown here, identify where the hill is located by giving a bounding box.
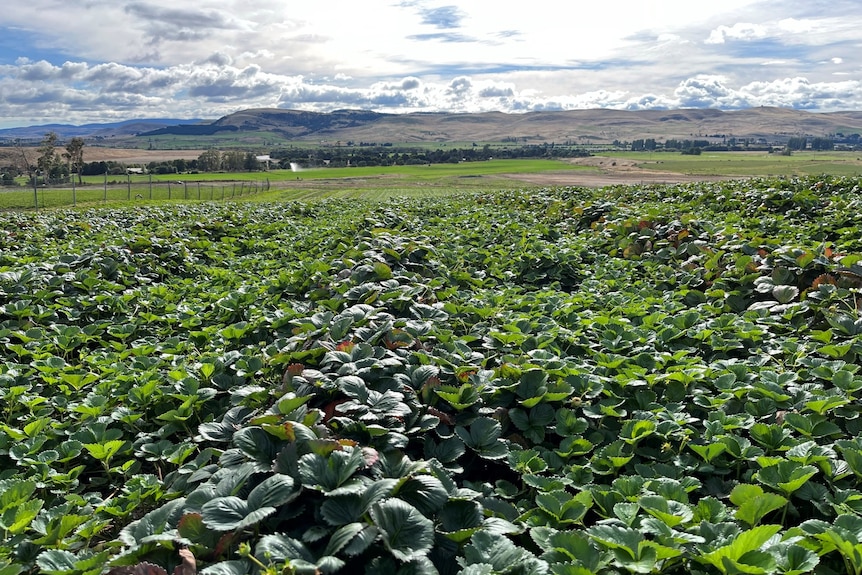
[0,118,206,142]
[143,107,862,144]
[2,107,862,148]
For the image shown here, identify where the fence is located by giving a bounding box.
[0,177,271,210]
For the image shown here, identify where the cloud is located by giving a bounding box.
[666,74,862,110]
[705,23,768,44]
[479,84,514,98]
[3,56,862,128]
[407,32,473,43]
[447,76,472,95]
[2,1,862,127]
[399,77,421,90]
[674,75,758,109]
[420,6,464,29]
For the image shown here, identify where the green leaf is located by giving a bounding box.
[587,524,642,560]
[370,499,434,562]
[638,495,693,528]
[233,426,280,463]
[754,461,818,496]
[201,496,275,531]
[0,563,24,575]
[247,474,298,510]
[275,393,312,415]
[439,500,483,542]
[82,439,128,462]
[1,498,43,534]
[255,533,315,564]
[509,404,555,443]
[198,560,250,575]
[729,484,787,527]
[435,384,481,410]
[697,524,783,573]
[772,285,799,304]
[464,530,543,573]
[394,475,449,516]
[0,479,37,512]
[35,550,77,575]
[456,417,508,460]
[777,544,819,575]
[324,522,366,557]
[298,446,366,492]
[689,442,727,464]
[619,419,655,445]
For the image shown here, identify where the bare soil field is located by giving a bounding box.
[81,148,206,163]
[501,156,732,188]
[0,147,204,166]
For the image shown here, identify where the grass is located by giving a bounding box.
[0,159,588,209]
[4,152,862,210]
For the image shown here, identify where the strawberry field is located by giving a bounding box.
[3,176,862,575]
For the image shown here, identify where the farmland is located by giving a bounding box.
[2,174,862,575]
[3,151,862,210]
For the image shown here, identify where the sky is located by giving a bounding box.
[0,0,861,128]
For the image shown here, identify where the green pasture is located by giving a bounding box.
[4,153,862,210]
[0,180,268,210]
[276,158,586,179]
[599,150,862,177]
[0,159,588,209]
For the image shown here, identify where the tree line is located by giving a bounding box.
[1,132,86,186]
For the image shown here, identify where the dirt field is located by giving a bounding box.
[81,148,206,164]
[0,147,205,167]
[501,156,733,188]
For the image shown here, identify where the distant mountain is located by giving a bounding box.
[0,118,207,142]
[3,108,862,146]
[139,107,862,144]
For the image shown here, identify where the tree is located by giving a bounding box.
[37,132,61,184]
[810,137,834,151]
[222,150,246,172]
[13,138,34,181]
[64,137,85,184]
[786,136,807,151]
[197,148,222,172]
[243,152,259,172]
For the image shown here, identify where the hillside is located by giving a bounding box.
[143,107,862,144]
[3,107,862,148]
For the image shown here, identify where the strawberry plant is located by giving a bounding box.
[2,177,862,573]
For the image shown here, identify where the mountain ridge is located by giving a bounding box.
[2,107,862,145]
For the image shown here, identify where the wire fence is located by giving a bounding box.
[0,177,271,210]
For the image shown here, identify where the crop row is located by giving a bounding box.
[2,176,862,575]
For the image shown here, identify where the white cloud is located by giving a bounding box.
[776,18,816,34]
[705,23,769,44]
